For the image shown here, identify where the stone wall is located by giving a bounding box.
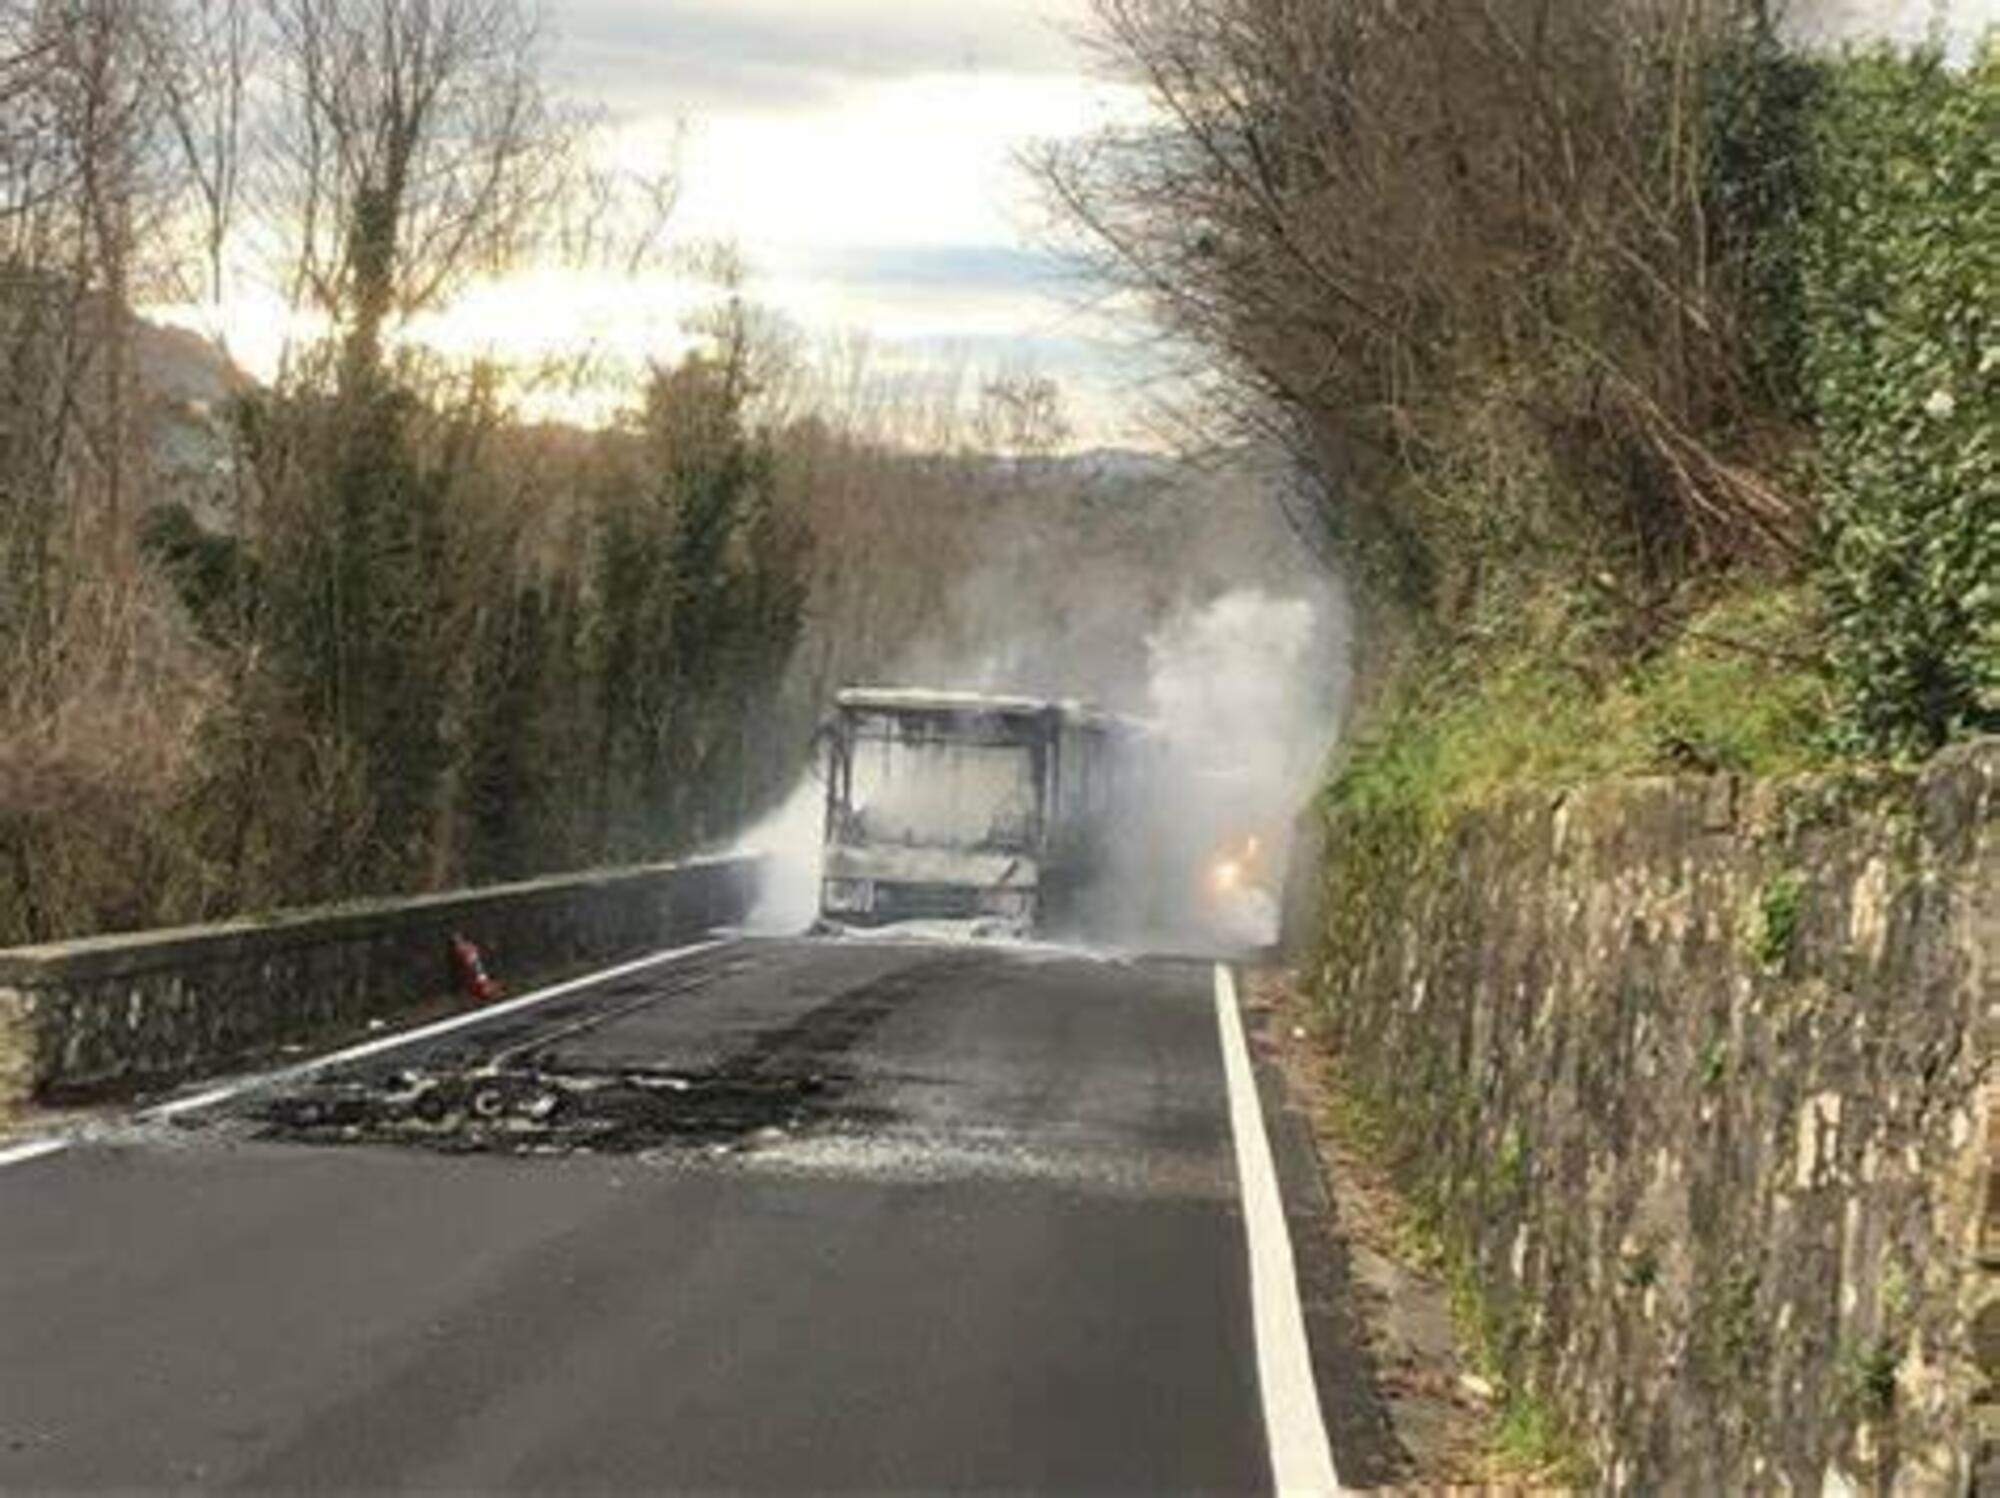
[1308,739,1995,1490]
[0,855,762,1107]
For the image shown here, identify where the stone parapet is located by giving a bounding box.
[0,854,762,1104]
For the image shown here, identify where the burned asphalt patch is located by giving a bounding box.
[232,950,973,1158]
[246,1063,878,1155]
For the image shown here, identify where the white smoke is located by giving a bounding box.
[1107,585,1350,949]
[733,774,827,935]
[1146,588,1343,829]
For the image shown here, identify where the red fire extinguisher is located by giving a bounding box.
[448,933,502,1005]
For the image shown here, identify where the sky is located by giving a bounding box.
[1798,0,1998,49]
[433,0,1151,442]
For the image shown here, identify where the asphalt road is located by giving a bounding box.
[0,936,1385,1493]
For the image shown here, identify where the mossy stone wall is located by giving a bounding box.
[1310,740,1995,1489]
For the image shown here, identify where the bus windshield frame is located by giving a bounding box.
[826,703,1050,856]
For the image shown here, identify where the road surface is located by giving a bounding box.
[0,936,1392,1492]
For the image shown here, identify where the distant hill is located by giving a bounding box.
[133,317,253,531]
[134,317,250,408]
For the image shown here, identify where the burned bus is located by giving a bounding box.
[817,688,1146,933]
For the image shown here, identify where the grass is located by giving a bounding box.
[1691,1264,1769,1391]
[1327,583,1841,833]
[1445,1245,1593,1486]
[1491,1390,1592,1486]
[1700,1030,1731,1089]
[1837,1337,1900,1420]
[1752,870,1807,970]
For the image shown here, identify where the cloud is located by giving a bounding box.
[812,243,1054,287]
[533,3,1154,442]
[140,4,1150,443]
[552,0,1096,114]
[1787,0,1999,53]
[659,69,1141,253]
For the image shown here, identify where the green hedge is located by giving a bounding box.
[1803,40,1999,752]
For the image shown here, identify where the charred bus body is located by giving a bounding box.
[817,688,1145,933]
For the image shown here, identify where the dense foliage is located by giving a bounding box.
[1802,43,1998,752]
[102,332,811,921]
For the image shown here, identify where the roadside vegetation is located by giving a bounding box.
[1330,585,1835,834]
[1043,1,1996,815]
[0,0,1274,947]
[0,0,794,942]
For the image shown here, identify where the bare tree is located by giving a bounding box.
[259,0,562,384]
[974,371,1071,462]
[1036,0,1805,619]
[0,0,223,943]
[152,0,256,316]
[552,120,682,281]
[0,0,173,660]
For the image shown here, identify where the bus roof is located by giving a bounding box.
[837,686,1051,717]
[835,686,1148,735]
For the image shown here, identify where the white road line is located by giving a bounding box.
[0,938,726,1171]
[143,938,725,1121]
[0,1136,69,1171]
[1215,961,1343,1495]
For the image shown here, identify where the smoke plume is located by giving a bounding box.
[1120,586,1350,948]
[730,454,1352,949]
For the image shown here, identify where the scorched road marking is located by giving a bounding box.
[0,939,726,1170]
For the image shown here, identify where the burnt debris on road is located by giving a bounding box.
[237,947,980,1156]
